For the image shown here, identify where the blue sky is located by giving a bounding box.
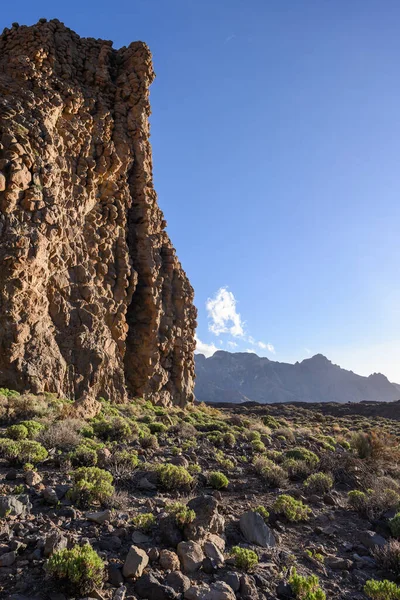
[4,1,400,381]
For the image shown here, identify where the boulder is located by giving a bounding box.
[135,572,179,600]
[166,570,191,593]
[86,509,112,524]
[184,496,224,541]
[203,540,225,565]
[359,530,386,550]
[44,531,68,557]
[177,541,205,573]
[159,549,180,571]
[0,496,28,518]
[0,551,16,567]
[25,470,42,486]
[122,545,149,578]
[239,511,276,547]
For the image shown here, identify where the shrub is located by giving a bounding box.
[69,467,114,506]
[285,447,319,467]
[373,540,400,576]
[364,579,400,599]
[140,434,158,449]
[223,432,236,447]
[208,471,229,490]
[390,513,400,538]
[6,424,28,440]
[251,439,266,453]
[265,450,284,463]
[20,420,43,439]
[70,443,98,467]
[38,419,82,449]
[304,472,333,495]
[255,506,270,522]
[289,567,326,600]
[0,438,19,461]
[0,439,48,464]
[348,488,400,519]
[231,546,259,571]
[148,422,167,435]
[253,456,287,487]
[156,464,193,491]
[132,513,156,532]
[107,450,139,477]
[93,417,133,442]
[166,502,196,528]
[262,415,280,429]
[273,494,311,522]
[46,543,104,595]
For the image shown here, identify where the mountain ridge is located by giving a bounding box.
[195,350,400,404]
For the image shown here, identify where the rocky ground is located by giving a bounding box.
[0,392,400,600]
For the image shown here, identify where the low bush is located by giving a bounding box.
[156,464,193,491]
[0,439,48,464]
[255,505,270,522]
[373,540,400,577]
[208,471,229,489]
[364,579,400,599]
[69,467,114,506]
[273,494,311,522]
[251,439,266,453]
[93,417,133,442]
[348,488,400,519]
[6,424,28,440]
[38,419,82,449]
[166,502,196,527]
[390,513,400,538]
[148,422,167,435]
[107,450,139,477]
[284,458,313,481]
[70,443,98,467]
[304,472,333,494]
[288,567,326,600]
[132,512,156,531]
[46,543,104,595]
[285,447,319,467]
[231,546,259,571]
[253,456,287,487]
[20,420,43,439]
[140,434,158,449]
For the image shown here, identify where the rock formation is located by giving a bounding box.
[0,19,196,408]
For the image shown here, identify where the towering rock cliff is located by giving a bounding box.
[0,19,196,409]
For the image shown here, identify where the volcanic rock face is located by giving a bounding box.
[0,20,196,408]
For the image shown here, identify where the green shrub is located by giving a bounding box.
[0,438,19,461]
[208,471,229,489]
[251,439,266,453]
[348,490,368,513]
[6,424,28,440]
[223,432,236,447]
[273,494,311,522]
[166,502,196,528]
[304,472,333,494]
[231,546,259,571]
[364,579,400,600]
[140,434,158,449]
[255,506,270,522]
[132,512,156,532]
[92,417,132,442]
[348,488,400,519]
[265,450,284,463]
[20,420,43,439]
[188,463,201,475]
[69,467,114,506]
[107,449,139,477]
[70,443,98,467]
[46,543,104,595]
[285,447,319,467]
[148,422,167,435]
[262,415,280,429]
[284,458,313,481]
[289,567,326,599]
[390,513,400,538]
[156,464,193,491]
[373,540,400,576]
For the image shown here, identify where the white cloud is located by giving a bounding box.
[266,343,276,354]
[206,287,244,337]
[248,336,255,345]
[258,341,267,349]
[227,341,238,349]
[304,347,311,355]
[245,348,256,353]
[194,336,218,358]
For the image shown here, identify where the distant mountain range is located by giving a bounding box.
[195,351,400,404]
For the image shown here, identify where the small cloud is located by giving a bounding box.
[227,341,238,349]
[266,343,276,354]
[305,347,311,355]
[258,341,267,349]
[245,348,256,353]
[206,287,244,337]
[248,336,255,345]
[224,34,236,44]
[195,335,218,358]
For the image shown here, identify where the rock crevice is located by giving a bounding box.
[0,19,196,407]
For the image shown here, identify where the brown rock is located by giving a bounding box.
[159,549,180,571]
[0,19,196,408]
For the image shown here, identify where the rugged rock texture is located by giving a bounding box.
[0,19,196,408]
[195,351,400,404]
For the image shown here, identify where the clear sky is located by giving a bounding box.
[3,1,400,381]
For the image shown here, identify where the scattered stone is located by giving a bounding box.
[239,511,276,547]
[177,541,205,573]
[0,496,28,518]
[166,571,191,593]
[0,551,16,566]
[203,540,225,564]
[86,509,112,524]
[113,587,127,600]
[138,477,157,491]
[240,574,259,600]
[184,496,224,541]
[184,585,211,600]
[202,556,218,574]
[276,581,293,599]
[43,487,59,505]
[221,572,240,593]
[122,545,149,578]
[6,469,18,480]
[159,515,183,547]
[132,531,151,544]
[135,572,179,600]
[209,581,236,600]
[108,564,124,587]
[325,556,353,570]
[25,470,42,486]
[44,531,68,557]
[359,530,386,549]
[159,549,180,571]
